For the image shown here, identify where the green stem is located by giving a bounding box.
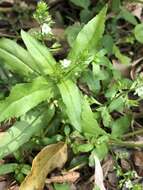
[123,128,143,138]
[110,140,143,148]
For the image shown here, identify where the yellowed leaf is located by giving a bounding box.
[19,142,67,190]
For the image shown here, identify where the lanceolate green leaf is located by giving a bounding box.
[134,23,143,44]
[58,80,81,132]
[0,38,40,75]
[0,48,34,77]
[21,30,57,75]
[0,77,53,122]
[68,5,107,63]
[0,105,55,159]
[70,0,90,9]
[81,98,106,137]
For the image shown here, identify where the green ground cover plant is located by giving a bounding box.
[0,1,143,189]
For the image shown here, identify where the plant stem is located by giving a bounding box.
[109,140,143,148]
[123,128,143,138]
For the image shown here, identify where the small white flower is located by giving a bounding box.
[61,59,71,68]
[124,180,133,189]
[53,100,58,107]
[135,86,143,97]
[132,170,138,178]
[41,23,52,35]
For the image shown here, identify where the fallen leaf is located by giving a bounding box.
[135,152,143,164]
[132,151,143,176]
[120,159,131,171]
[130,58,143,80]
[0,181,7,190]
[94,155,106,190]
[125,2,143,20]
[20,142,67,190]
[107,172,118,188]
[112,59,131,78]
[102,156,114,177]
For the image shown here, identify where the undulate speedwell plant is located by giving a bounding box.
[0,5,128,166]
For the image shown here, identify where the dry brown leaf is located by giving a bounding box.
[132,151,143,167]
[46,171,80,184]
[120,159,131,171]
[0,181,7,190]
[102,156,114,178]
[19,142,67,190]
[112,59,131,78]
[125,2,143,20]
[132,151,143,176]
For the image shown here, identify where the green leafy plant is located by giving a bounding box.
[0,4,108,156]
[0,3,143,188]
[32,0,54,41]
[67,0,140,66]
